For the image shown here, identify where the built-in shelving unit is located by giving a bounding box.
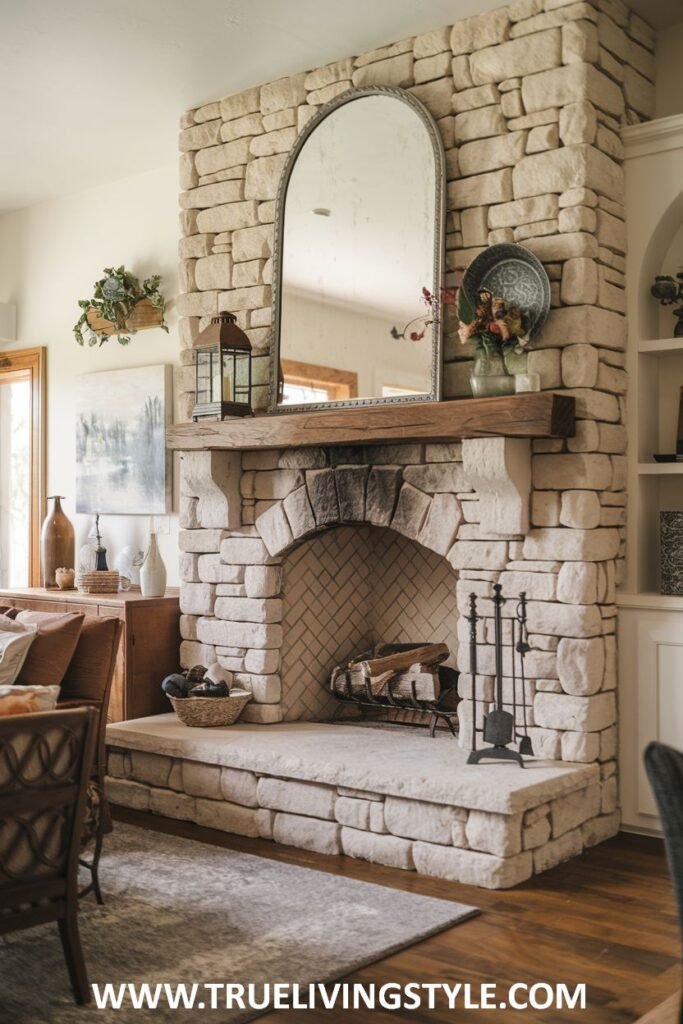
[620,116,683,598]
[618,113,683,836]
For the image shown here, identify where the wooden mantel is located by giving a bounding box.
[166,393,575,452]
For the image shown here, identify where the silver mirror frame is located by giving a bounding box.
[268,86,446,414]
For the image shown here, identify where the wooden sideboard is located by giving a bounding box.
[0,588,180,723]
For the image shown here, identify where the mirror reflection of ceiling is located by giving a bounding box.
[282,95,435,323]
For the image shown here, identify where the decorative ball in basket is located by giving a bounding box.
[162,664,251,728]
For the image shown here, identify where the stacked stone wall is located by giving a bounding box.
[174,0,656,832]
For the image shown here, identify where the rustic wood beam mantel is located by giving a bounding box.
[166,393,575,452]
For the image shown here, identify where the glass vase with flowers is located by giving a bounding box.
[458,288,531,398]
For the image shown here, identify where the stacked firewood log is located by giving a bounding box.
[330,642,449,702]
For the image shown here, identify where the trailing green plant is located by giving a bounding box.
[74,265,168,347]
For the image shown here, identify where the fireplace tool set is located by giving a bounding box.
[328,585,534,758]
[466,584,534,767]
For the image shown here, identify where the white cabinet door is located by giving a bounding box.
[619,606,683,832]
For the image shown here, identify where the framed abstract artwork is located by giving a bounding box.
[75,364,172,515]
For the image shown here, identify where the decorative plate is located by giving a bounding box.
[460,243,551,339]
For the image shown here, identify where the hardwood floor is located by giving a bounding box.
[113,807,681,1023]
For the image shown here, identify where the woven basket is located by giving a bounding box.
[169,690,251,728]
[77,570,120,594]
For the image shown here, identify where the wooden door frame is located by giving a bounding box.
[0,347,47,586]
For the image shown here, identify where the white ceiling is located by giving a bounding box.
[0,0,678,213]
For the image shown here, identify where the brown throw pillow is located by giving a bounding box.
[15,612,85,687]
[0,607,18,619]
[60,616,120,703]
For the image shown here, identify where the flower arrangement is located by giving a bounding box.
[458,286,530,355]
[74,266,168,347]
[389,277,532,361]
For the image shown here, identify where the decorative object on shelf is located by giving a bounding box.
[73,266,167,347]
[40,496,75,589]
[114,546,145,590]
[78,519,100,573]
[76,365,172,515]
[466,586,533,767]
[55,568,76,590]
[459,245,549,400]
[469,347,515,398]
[515,371,541,393]
[461,244,551,338]
[651,272,683,337]
[660,511,683,595]
[653,385,683,462]
[77,570,120,594]
[93,514,108,571]
[140,530,167,598]
[192,313,253,421]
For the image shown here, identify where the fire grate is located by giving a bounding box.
[329,642,460,738]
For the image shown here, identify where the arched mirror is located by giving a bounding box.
[270,87,445,412]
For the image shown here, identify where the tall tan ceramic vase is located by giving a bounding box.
[41,496,75,589]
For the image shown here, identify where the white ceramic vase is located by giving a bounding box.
[140,532,167,598]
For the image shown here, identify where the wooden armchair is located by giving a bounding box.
[57,616,123,903]
[0,707,98,1005]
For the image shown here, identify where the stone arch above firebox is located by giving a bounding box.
[254,459,468,563]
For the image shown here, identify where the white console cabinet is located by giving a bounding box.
[618,596,683,832]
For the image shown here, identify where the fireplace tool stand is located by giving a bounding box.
[466,585,534,768]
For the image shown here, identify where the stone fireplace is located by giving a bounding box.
[106,0,653,886]
[175,434,617,769]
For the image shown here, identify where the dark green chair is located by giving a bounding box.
[644,742,683,1024]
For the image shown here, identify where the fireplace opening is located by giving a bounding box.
[278,525,458,724]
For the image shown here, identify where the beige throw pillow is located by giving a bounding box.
[0,624,37,686]
[0,683,61,716]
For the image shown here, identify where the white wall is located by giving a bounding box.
[0,163,181,585]
[655,22,683,119]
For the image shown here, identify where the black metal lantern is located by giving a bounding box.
[192,313,253,421]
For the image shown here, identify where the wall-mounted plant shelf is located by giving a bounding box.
[86,297,163,336]
[166,392,575,452]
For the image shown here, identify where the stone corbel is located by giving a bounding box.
[180,450,241,529]
[461,438,531,537]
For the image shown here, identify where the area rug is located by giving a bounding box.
[0,823,478,1022]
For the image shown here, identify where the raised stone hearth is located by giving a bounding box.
[106,719,615,889]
